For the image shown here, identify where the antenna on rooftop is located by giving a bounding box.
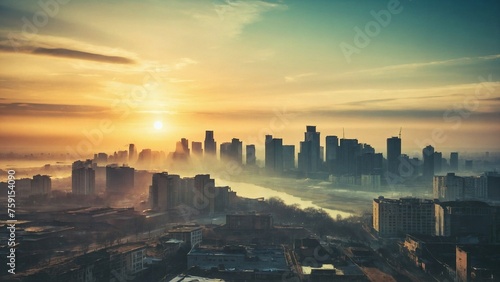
[343,128,345,139]
[399,127,402,139]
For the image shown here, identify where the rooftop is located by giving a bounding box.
[188,245,288,272]
[107,242,147,254]
[169,225,202,233]
[438,201,491,208]
[374,196,435,204]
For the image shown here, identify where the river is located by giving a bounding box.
[216,178,354,219]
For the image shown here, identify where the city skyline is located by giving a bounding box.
[0,0,499,155]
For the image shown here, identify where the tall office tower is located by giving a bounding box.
[137,149,152,167]
[231,138,242,165]
[387,136,401,177]
[192,141,203,157]
[93,152,108,165]
[115,150,128,164]
[246,144,256,166]
[106,164,135,193]
[204,130,217,157]
[484,172,500,201]
[399,154,419,178]
[265,135,273,169]
[31,174,51,195]
[17,178,32,197]
[174,138,190,160]
[325,136,338,173]
[434,151,443,174]
[72,160,95,195]
[320,146,324,163]
[220,142,232,161]
[149,172,181,210]
[150,172,169,210]
[337,138,359,176]
[357,152,383,176]
[450,152,459,171]
[283,145,295,170]
[194,174,215,213]
[265,135,283,174]
[433,173,465,201]
[298,126,320,174]
[220,139,242,164]
[422,145,435,180]
[129,144,137,163]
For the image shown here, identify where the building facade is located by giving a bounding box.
[373,196,435,237]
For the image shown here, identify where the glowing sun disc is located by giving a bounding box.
[153,121,163,130]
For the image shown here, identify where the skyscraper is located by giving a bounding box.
[450,152,459,171]
[192,141,203,157]
[337,138,359,176]
[283,145,295,171]
[106,164,135,193]
[220,138,242,164]
[31,174,51,195]
[325,136,338,173]
[422,145,435,180]
[231,138,242,165]
[129,143,137,163]
[246,144,256,166]
[298,126,320,174]
[149,172,181,210]
[174,138,190,160]
[194,174,215,213]
[265,135,283,174]
[387,136,401,177]
[72,160,95,195]
[204,130,216,157]
[434,151,443,174]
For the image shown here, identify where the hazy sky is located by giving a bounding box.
[0,0,499,158]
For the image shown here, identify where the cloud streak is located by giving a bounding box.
[31,47,135,64]
[0,38,135,64]
[0,103,112,117]
[348,54,500,76]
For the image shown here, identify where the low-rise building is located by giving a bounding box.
[187,245,288,273]
[435,201,496,242]
[168,225,203,247]
[108,243,147,279]
[373,196,435,237]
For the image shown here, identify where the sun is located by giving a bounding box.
[153,120,163,130]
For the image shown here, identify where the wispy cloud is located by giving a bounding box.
[348,54,500,75]
[0,103,111,117]
[33,47,134,64]
[0,43,135,64]
[285,72,316,82]
[174,58,198,69]
[194,0,286,37]
[0,33,136,64]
